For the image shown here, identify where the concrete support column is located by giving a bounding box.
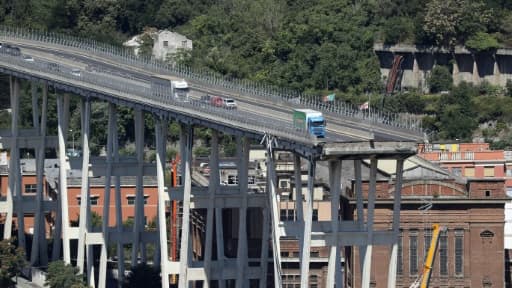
[98,103,116,288]
[300,158,316,287]
[132,109,146,265]
[387,159,404,288]
[155,116,169,288]
[10,78,26,250]
[178,124,194,287]
[113,105,124,287]
[235,137,250,288]
[3,78,14,241]
[265,144,282,287]
[452,53,460,86]
[354,160,365,277]
[472,54,480,85]
[31,83,48,266]
[293,155,303,262]
[56,93,70,262]
[412,53,420,88]
[493,54,501,86]
[361,158,377,288]
[77,98,91,278]
[204,131,220,287]
[259,206,269,288]
[326,160,342,288]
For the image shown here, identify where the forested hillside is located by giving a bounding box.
[2,0,512,144]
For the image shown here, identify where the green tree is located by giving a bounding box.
[465,32,501,52]
[0,238,26,288]
[45,260,87,288]
[428,66,452,93]
[123,263,161,288]
[437,82,478,140]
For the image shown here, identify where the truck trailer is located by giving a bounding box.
[293,109,326,138]
[150,74,190,102]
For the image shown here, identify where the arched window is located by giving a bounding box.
[480,230,494,238]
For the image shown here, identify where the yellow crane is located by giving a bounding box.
[409,224,445,288]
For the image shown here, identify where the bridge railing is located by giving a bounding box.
[0,49,317,144]
[0,26,422,135]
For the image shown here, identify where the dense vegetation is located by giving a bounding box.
[2,0,512,145]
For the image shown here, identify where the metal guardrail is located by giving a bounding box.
[0,49,318,145]
[0,26,423,136]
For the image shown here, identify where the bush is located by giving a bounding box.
[428,66,452,93]
[465,32,501,53]
[45,260,87,288]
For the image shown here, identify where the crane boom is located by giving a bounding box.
[409,223,445,288]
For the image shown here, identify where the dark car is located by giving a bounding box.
[1,44,21,56]
[47,62,60,72]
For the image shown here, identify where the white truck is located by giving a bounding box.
[150,74,190,102]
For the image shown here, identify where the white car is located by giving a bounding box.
[22,55,34,62]
[71,68,81,77]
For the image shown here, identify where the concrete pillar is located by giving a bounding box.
[300,158,316,287]
[493,54,500,86]
[265,145,282,287]
[98,103,116,288]
[361,158,377,288]
[472,54,480,85]
[31,83,48,266]
[155,116,170,288]
[204,131,220,287]
[412,53,420,89]
[326,160,342,288]
[235,137,250,288]
[56,93,70,262]
[387,159,404,288]
[113,105,124,287]
[354,160,365,277]
[452,53,460,86]
[178,124,194,287]
[77,98,91,277]
[258,206,269,288]
[293,155,304,266]
[132,109,146,265]
[10,78,26,250]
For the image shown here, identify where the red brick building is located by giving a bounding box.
[349,156,507,287]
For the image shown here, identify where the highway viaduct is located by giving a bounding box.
[0,27,421,288]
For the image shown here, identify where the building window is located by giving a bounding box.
[24,184,37,194]
[409,230,418,275]
[181,40,187,48]
[287,209,295,221]
[439,230,448,276]
[397,230,403,275]
[312,209,318,221]
[309,275,318,285]
[484,166,495,177]
[455,229,464,276]
[452,167,462,176]
[485,190,491,197]
[282,274,300,288]
[126,195,148,205]
[280,209,287,221]
[248,175,255,185]
[77,196,99,206]
[465,167,475,177]
[424,228,432,262]
[279,179,288,189]
[310,251,319,257]
[227,175,238,185]
[163,40,168,47]
[480,230,494,238]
